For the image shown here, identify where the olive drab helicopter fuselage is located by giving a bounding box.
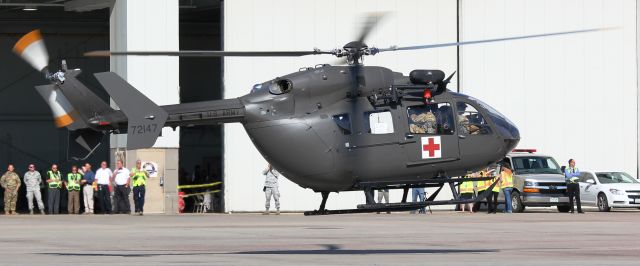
[242,66,519,192]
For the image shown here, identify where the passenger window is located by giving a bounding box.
[456,102,492,135]
[407,103,454,135]
[332,114,351,135]
[365,111,394,134]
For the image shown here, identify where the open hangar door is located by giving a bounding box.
[178,0,225,213]
[0,2,110,213]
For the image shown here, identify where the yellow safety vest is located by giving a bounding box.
[476,178,490,191]
[501,171,514,188]
[131,168,147,187]
[460,180,474,194]
[491,176,501,192]
[67,173,81,191]
[47,170,61,188]
[474,171,488,191]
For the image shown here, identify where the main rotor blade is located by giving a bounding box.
[84,50,334,57]
[357,12,388,44]
[376,27,616,53]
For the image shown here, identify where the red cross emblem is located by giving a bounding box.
[421,136,442,159]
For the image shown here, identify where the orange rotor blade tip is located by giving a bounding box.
[13,29,43,55]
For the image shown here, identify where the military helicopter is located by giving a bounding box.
[13,15,607,215]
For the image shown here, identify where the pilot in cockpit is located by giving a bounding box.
[456,103,480,135]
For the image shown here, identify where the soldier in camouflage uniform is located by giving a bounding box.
[1,164,21,215]
[24,163,45,215]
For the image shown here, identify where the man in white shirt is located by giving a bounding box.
[95,161,113,214]
[112,160,131,214]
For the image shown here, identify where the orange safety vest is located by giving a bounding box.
[501,170,514,188]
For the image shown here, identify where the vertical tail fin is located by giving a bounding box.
[94,72,168,150]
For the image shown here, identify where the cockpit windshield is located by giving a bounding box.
[469,96,520,139]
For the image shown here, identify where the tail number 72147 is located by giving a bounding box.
[131,124,159,135]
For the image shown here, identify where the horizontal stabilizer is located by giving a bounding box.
[94,72,168,150]
[68,129,106,160]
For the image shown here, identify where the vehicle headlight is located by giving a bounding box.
[524,181,537,187]
[610,189,625,195]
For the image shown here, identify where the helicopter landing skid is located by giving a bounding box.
[303,178,498,216]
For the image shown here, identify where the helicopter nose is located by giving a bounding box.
[494,115,520,151]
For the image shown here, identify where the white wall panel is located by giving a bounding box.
[460,0,637,175]
[110,0,180,148]
[224,0,458,212]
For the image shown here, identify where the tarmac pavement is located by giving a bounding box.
[0,208,639,265]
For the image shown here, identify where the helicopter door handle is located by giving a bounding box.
[405,134,415,139]
[458,135,466,139]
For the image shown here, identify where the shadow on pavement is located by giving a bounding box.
[38,247,498,257]
[233,248,499,255]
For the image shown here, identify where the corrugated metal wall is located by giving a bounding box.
[460,0,637,176]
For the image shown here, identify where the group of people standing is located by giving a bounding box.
[459,163,515,214]
[460,159,584,214]
[0,159,149,215]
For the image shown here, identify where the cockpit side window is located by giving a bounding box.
[332,114,352,135]
[406,103,454,135]
[456,102,492,135]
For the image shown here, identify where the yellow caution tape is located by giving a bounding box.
[177,182,222,190]
[180,190,221,198]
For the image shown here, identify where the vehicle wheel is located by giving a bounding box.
[597,193,611,212]
[511,191,524,213]
[557,206,571,213]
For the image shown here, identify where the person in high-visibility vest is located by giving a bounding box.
[488,170,502,214]
[130,160,149,216]
[46,164,62,214]
[459,174,474,213]
[565,159,583,214]
[501,162,515,214]
[473,169,491,211]
[66,165,82,214]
